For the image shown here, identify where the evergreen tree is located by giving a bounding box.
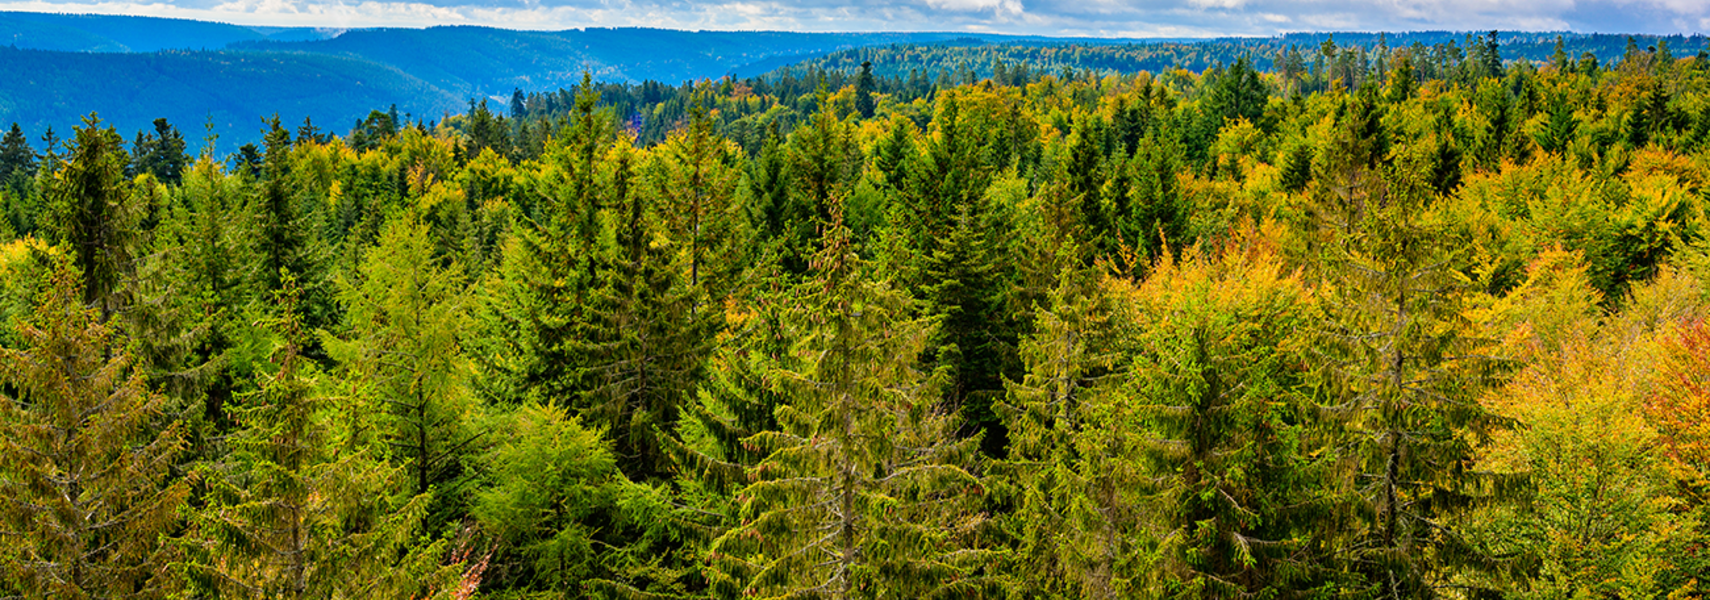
[130,118,188,186]
[854,61,877,120]
[0,122,38,236]
[45,114,134,317]
[998,267,1143,599]
[709,204,992,600]
[0,123,34,188]
[1314,101,1508,598]
[1125,245,1338,598]
[325,214,480,524]
[579,140,712,482]
[183,280,453,598]
[0,265,189,600]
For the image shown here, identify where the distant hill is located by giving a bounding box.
[0,15,1117,144]
[0,45,458,147]
[3,12,1705,149]
[0,12,336,52]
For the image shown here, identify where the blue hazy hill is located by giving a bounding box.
[0,12,337,52]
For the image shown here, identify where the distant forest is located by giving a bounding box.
[3,31,1710,599]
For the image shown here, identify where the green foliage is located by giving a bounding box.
[7,42,1710,599]
[0,264,188,600]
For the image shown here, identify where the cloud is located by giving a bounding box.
[0,0,1705,34]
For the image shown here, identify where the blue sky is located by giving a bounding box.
[0,0,1705,36]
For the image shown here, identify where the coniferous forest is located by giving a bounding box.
[4,35,1710,599]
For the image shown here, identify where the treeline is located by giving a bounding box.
[2,40,1710,600]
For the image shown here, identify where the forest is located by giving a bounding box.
[2,33,1710,599]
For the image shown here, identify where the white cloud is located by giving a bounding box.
[0,0,1704,34]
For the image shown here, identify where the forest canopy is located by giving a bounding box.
[3,33,1710,599]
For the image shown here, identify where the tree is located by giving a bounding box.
[649,98,748,304]
[252,116,320,310]
[579,140,712,482]
[855,61,877,119]
[0,264,188,600]
[474,402,616,591]
[0,122,38,235]
[130,118,188,185]
[183,280,453,599]
[325,214,480,524]
[1123,243,1339,598]
[709,204,992,600]
[45,114,135,317]
[1314,103,1508,597]
[0,123,35,188]
[998,266,1145,599]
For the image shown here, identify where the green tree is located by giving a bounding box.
[709,205,991,600]
[998,267,1145,599]
[1125,245,1338,598]
[183,280,452,599]
[1315,108,1508,598]
[0,265,188,600]
[325,214,480,524]
[854,61,877,120]
[45,114,135,317]
[130,118,188,185]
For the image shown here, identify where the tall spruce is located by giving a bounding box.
[45,114,134,317]
[184,280,452,598]
[1314,86,1507,599]
[998,266,1143,599]
[0,265,188,600]
[709,203,992,600]
[1123,243,1338,598]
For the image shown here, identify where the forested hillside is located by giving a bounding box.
[4,34,1710,599]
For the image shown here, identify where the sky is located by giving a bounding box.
[0,0,1705,37]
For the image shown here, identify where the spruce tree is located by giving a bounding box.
[0,265,189,600]
[1125,245,1337,598]
[45,114,134,317]
[579,140,712,482]
[709,203,992,600]
[184,280,453,599]
[1314,90,1507,598]
[999,267,1146,599]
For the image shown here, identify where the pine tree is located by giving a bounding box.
[183,280,453,599]
[0,264,188,600]
[472,402,629,595]
[709,203,992,600]
[252,115,325,330]
[0,123,34,189]
[130,118,188,186]
[921,203,1017,457]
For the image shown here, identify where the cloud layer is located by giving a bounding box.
[1,0,1706,36]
